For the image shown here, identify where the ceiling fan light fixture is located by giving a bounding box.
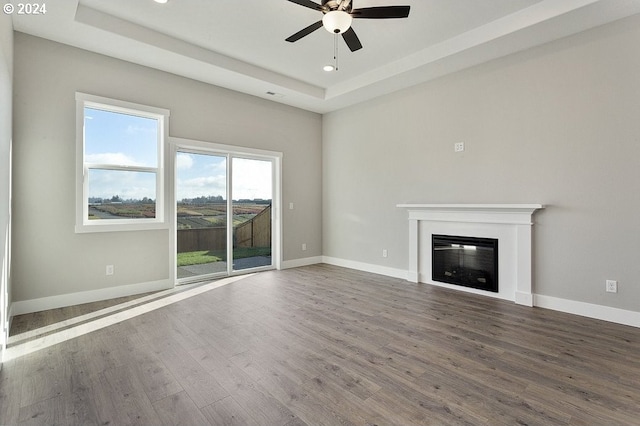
[322,10,353,34]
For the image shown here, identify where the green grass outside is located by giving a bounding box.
[177,246,272,267]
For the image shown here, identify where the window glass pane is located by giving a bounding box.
[88,169,156,220]
[176,152,228,280]
[84,107,158,167]
[232,158,272,271]
[231,158,272,201]
[176,152,227,203]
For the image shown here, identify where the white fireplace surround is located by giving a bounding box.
[397,204,544,306]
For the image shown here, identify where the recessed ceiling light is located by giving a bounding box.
[323,65,335,72]
[154,0,168,4]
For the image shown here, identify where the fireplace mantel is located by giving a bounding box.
[397,204,544,306]
[396,204,543,224]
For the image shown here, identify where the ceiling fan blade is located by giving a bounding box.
[286,20,324,43]
[351,6,410,19]
[342,27,363,52]
[286,0,324,12]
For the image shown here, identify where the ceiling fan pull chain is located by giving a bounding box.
[334,33,339,71]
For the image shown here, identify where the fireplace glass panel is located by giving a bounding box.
[432,234,498,292]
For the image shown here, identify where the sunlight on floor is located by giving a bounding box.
[4,274,254,362]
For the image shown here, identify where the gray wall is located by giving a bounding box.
[12,33,322,302]
[323,14,640,312]
[0,13,13,352]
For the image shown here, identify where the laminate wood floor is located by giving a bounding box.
[9,292,159,336]
[2,264,640,425]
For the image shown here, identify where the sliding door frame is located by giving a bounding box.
[168,137,282,285]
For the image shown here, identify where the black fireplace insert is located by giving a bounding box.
[432,234,498,292]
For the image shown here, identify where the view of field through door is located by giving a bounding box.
[232,157,272,271]
[175,149,274,282]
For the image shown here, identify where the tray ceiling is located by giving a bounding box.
[9,0,640,113]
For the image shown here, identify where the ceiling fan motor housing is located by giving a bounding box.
[321,0,352,11]
[323,10,353,34]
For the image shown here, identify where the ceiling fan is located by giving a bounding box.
[285,0,411,52]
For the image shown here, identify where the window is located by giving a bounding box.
[76,93,170,232]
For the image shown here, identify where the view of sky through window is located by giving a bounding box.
[85,107,272,203]
[85,107,158,201]
[176,153,272,202]
[85,108,158,167]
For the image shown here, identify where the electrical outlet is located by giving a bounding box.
[302,243,307,251]
[289,202,294,210]
[606,280,617,293]
[382,249,388,258]
[106,265,114,276]
[454,142,465,152]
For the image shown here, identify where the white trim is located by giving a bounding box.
[74,221,169,233]
[396,204,544,226]
[397,204,543,210]
[75,92,170,233]
[321,256,640,328]
[273,154,283,271]
[515,291,534,307]
[226,151,234,275]
[534,294,640,328]
[9,279,172,316]
[1,221,9,363]
[322,256,407,280]
[167,142,177,285]
[75,92,171,117]
[7,301,12,338]
[281,256,323,269]
[397,204,544,306]
[169,137,283,160]
[169,136,283,283]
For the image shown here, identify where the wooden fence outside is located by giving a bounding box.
[235,205,271,248]
[177,205,271,253]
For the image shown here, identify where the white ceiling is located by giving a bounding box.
[9,0,640,113]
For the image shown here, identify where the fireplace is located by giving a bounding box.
[432,234,498,292]
[396,204,544,306]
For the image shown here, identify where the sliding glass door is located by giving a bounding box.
[174,146,276,283]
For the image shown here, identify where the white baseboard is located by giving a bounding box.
[321,256,640,328]
[10,279,173,316]
[6,301,13,338]
[322,256,408,280]
[281,256,323,269]
[10,263,639,329]
[534,294,640,328]
[515,291,534,307]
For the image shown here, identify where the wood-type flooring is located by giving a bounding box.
[1,264,640,425]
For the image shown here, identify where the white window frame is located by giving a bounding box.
[168,137,283,285]
[75,93,170,233]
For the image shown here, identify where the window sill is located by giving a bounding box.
[75,221,169,233]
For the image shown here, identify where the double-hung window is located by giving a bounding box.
[75,93,170,232]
